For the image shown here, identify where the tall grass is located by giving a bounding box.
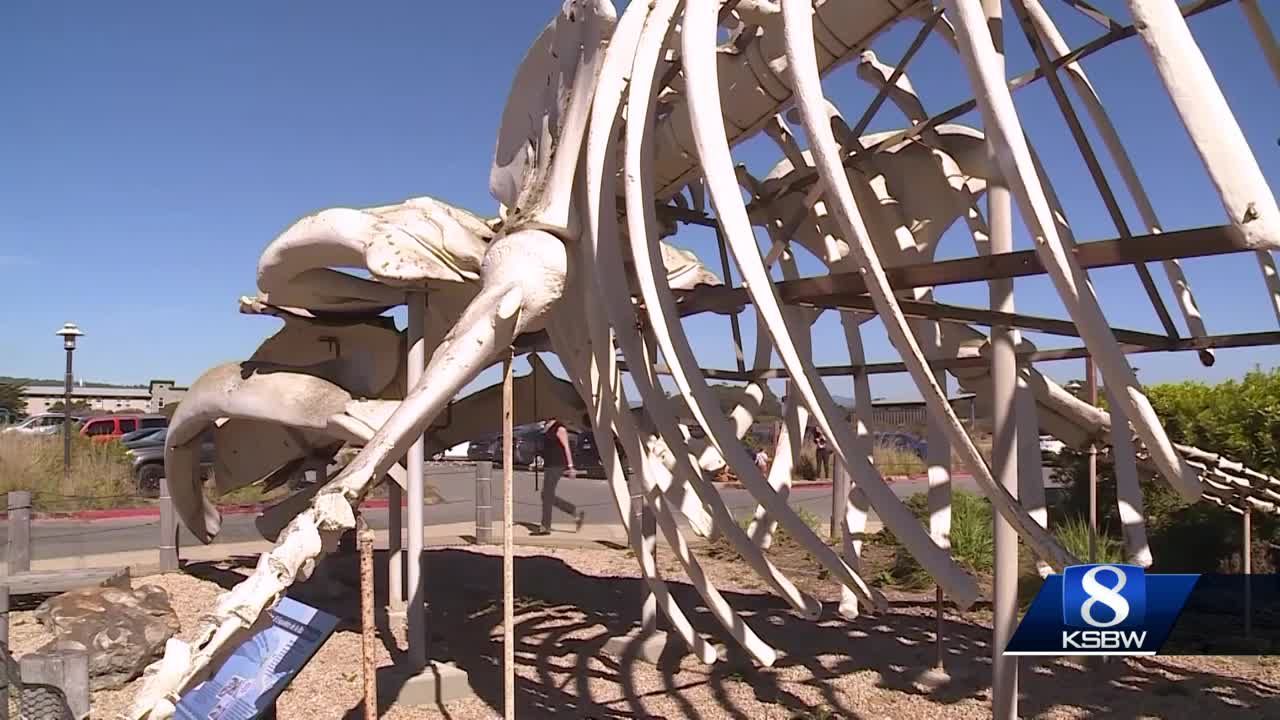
[873,440,926,476]
[0,433,136,510]
[1054,515,1125,565]
[878,490,994,589]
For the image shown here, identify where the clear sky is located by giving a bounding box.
[2,1,1277,402]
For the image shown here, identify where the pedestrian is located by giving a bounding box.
[754,446,771,475]
[534,417,586,535]
[813,429,831,480]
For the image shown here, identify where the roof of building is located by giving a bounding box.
[22,385,151,399]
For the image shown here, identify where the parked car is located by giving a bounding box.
[1039,435,1066,464]
[1,413,75,435]
[80,414,167,443]
[490,425,550,469]
[121,426,168,448]
[125,429,214,496]
[466,432,500,462]
[573,430,623,477]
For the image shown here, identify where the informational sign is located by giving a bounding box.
[175,597,339,720]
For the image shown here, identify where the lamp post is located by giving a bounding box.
[55,322,84,486]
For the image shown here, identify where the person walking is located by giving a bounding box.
[534,417,586,535]
[813,429,831,480]
[754,446,771,475]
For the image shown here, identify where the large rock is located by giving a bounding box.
[34,584,180,690]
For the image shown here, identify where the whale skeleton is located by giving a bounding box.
[128,1,1280,716]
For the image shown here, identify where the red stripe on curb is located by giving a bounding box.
[3,497,404,522]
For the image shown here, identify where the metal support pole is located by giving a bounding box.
[475,461,494,544]
[406,292,428,670]
[0,584,7,720]
[713,225,748,373]
[501,353,515,720]
[1242,0,1280,82]
[357,514,377,720]
[1086,356,1098,563]
[1244,507,1253,638]
[6,492,30,575]
[985,1,1018,713]
[830,455,849,543]
[388,478,404,611]
[925,321,952,673]
[634,466,658,634]
[62,347,73,486]
[159,478,178,572]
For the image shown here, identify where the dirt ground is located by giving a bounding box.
[9,536,1280,719]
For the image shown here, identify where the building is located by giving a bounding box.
[21,379,187,416]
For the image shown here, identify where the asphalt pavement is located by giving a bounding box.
[0,464,1053,566]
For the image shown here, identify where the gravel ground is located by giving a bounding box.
[8,542,1280,719]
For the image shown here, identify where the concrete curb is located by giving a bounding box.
[5,496,404,522]
[713,473,975,491]
[23,523,631,578]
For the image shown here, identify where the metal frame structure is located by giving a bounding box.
[127,2,1279,719]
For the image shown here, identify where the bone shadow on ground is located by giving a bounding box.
[181,549,1280,719]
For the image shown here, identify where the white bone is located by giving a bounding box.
[1124,0,1280,252]
[781,0,1074,577]
[940,0,1200,502]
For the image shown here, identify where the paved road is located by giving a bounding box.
[0,465,1053,564]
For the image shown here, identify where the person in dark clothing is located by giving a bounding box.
[534,418,586,535]
[813,428,831,480]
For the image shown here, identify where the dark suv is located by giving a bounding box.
[126,429,214,497]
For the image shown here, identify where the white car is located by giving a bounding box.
[1039,435,1066,456]
[1,413,72,435]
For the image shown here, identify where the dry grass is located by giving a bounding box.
[0,432,135,510]
[872,441,926,477]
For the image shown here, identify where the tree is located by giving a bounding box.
[0,382,25,421]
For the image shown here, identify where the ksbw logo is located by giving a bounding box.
[1060,565,1148,651]
[1005,564,1198,656]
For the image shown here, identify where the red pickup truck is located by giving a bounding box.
[79,414,167,442]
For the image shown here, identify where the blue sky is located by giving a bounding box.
[2,1,1277,403]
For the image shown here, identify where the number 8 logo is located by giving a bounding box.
[1079,565,1131,628]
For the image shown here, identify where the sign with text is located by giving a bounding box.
[1006,564,1197,656]
[175,597,339,720]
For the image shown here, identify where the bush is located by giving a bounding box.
[0,433,135,510]
[1147,369,1280,478]
[1050,368,1280,573]
[793,451,817,481]
[879,490,993,589]
[1053,515,1124,565]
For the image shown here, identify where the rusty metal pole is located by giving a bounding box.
[357,513,377,720]
[501,352,515,720]
[1086,356,1098,563]
[1244,506,1253,638]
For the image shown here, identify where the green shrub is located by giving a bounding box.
[1053,515,1124,565]
[879,490,993,588]
[1050,368,1280,573]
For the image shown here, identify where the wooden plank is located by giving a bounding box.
[1,567,129,596]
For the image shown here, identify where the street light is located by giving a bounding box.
[55,322,84,485]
